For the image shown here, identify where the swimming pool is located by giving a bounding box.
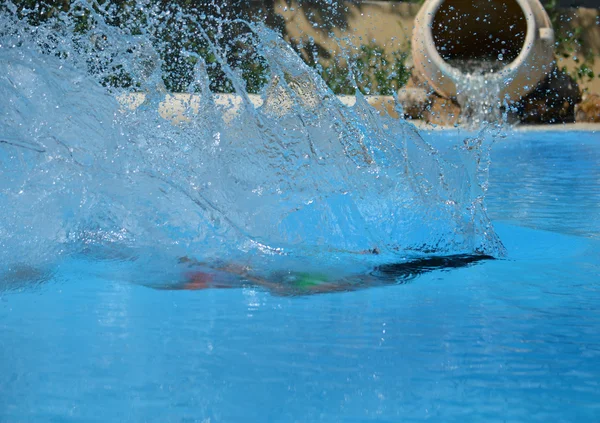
[1,129,598,422]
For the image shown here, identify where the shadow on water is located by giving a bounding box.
[0,265,55,293]
[162,254,494,296]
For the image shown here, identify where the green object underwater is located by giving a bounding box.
[291,272,330,289]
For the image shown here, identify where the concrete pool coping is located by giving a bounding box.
[117,93,600,133]
[408,121,600,132]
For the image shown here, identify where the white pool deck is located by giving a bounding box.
[411,121,600,132]
[117,92,600,134]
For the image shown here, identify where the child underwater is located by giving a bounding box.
[168,253,493,296]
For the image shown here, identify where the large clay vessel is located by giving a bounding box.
[412,0,555,102]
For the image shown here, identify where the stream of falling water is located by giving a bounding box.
[448,60,507,128]
[0,2,505,283]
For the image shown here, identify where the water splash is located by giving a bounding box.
[449,61,507,127]
[0,3,505,278]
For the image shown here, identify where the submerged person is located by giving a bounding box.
[167,253,492,296]
[0,253,492,295]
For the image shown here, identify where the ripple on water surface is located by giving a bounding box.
[1,219,600,422]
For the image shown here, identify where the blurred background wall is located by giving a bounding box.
[9,0,600,94]
[271,0,600,94]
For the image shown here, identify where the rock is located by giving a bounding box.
[404,69,426,90]
[576,94,600,123]
[515,68,581,124]
[397,87,428,119]
[422,94,461,126]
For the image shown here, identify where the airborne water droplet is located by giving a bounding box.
[0,2,506,270]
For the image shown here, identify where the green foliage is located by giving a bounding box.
[6,0,411,95]
[544,0,597,84]
[295,40,410,95]
[351,44,410,95]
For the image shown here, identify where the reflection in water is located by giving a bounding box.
[487,133,600,239]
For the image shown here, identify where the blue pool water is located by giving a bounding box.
[1,130,599,422]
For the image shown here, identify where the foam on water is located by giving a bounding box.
[0,2,505,280]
